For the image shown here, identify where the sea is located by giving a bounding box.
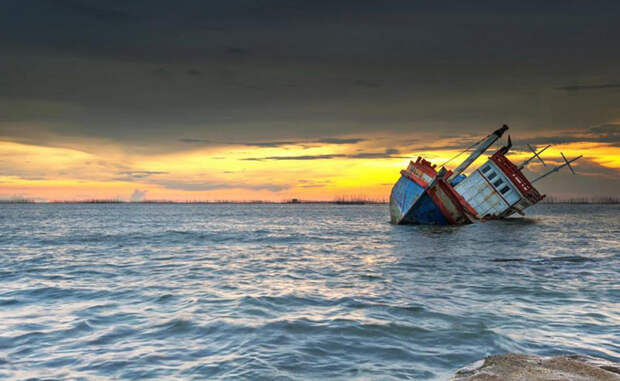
[1,203,618,380]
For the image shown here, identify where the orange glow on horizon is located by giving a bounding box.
[1,137,618,202]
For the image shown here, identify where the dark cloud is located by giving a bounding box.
[1,1,619,152]
[178,138,211,144]
[46,0,131,21]
[316,138,366,144]
[153,67,173,79]
[297,179,332,188]
[585,124,620,145]
[115,170,168,181]
[178,139,298,147]
[516,124,620,148]
[225,47,250,56]
[516,136,586,146]
[243,148,401,160]
[299,184,325,188]
[349,148,401,159]
[118,170,168,178]
[178,137,365,147]
[556,83,620,92]
[236,141,302,147]
[238,138,366,147]
[243,154,346,161]
[405,125,620,155]
[151,179,289,192]
[353,80,382,89]
[406,142,478,153]
[589,124,620,137]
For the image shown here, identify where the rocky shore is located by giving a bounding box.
[451,354,620,381]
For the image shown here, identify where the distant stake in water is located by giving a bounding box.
[389,125,584,225]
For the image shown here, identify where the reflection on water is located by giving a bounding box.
[0,203,618,380]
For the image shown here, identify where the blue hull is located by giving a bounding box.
[389,176,450,225]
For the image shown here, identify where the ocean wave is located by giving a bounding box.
[0,204,617,380]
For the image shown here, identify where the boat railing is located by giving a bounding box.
[490,151,544,203]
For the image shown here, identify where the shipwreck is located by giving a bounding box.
[389,125,582,225]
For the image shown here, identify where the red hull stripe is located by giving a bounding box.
[438,180,478,218]
[490,152,543,204]
[401,170,428,188]
[412,157,438,178]
[427,179,478,225]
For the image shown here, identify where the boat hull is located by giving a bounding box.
[390,175,470,225]
[390,175,426,224]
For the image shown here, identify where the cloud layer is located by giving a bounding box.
[1,1,619,200]
[2,1,620,154]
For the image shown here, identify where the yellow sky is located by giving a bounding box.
[1,135,618,202]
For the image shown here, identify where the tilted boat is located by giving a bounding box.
[389,125,582,225]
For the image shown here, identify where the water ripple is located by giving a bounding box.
[0,203,618,379]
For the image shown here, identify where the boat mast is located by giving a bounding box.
[518,144,550,169]
[447,125,509,181]
[530,153,583,183]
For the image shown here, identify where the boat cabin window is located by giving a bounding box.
[481,165,491,174]
[487,172,497,180]
[500,185,510,194]
[493,179,503,187]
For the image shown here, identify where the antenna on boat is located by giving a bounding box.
[497,135,512,155]
[530,153,583,183]
[518,144,551,169]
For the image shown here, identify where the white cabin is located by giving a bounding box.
[453,151,544,219]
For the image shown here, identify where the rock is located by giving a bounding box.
[451,354,620,381]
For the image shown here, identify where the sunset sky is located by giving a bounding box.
[1,1,619,201]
